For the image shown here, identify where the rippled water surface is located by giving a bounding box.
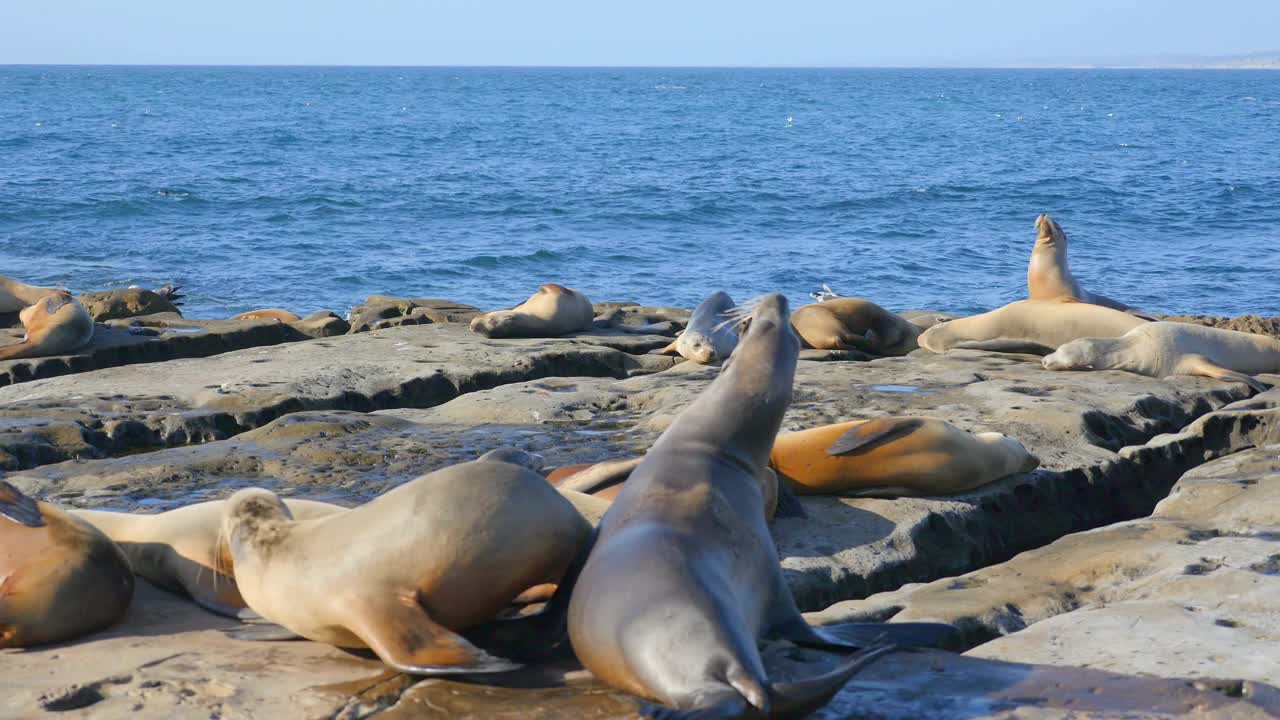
[2,66,1277,318]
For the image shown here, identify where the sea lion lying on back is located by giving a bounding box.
[470,284,595,338]
[652,290,740,364]
[918,298,1147,355]
[1043,322,1280,392]
[791,297,923,356]
[1027,214,1131,311]
[0,291,95,361]
[0,481,134,647]
[0,274,57,314]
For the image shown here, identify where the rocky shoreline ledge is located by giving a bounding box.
[3,295,1280,719]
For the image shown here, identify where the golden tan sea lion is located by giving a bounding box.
[1027,214,1131,311]
[564,294,954,718]
[0,290,95,361]
[1043,322,1280,392]
[222,456,591,674]
[72,498,344,617]
[469,283,595,338]
[0,275,57,314]
[770,417,1039,497]
[232,308,302,322]
[0,481,134,647]
[790,297,923,356]
[918,298,1147,355]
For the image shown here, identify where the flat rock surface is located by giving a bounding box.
[0,323,676,471]
[807,437,1280,685]
[0,312,346,389]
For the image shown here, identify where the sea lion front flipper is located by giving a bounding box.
[826,418,924,457]
[224,623,307,642]
[1177,355,1269,393]
[558,456,643,495]
[0,480,44,527]
[767,611,956,651]
[347,593,520,675]
[651,340,680,356]
[951,339,1057,356]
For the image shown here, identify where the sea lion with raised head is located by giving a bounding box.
[790,297,923,356]
[232,308,302,322]
[0,481,134,647]
[918,298,1147,355]
[653,290,740,364]
[1043,322,1280,392]
[0,290,95,361]
[0,275,57,314]
[1027,214,1131,311]
[222,454,591,674]
[770,417,1039,498]
[566,294,955,719]
[72,498,344,618]
[470,283,595,338]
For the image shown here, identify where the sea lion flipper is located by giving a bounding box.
[0,480,44,527]
[951,338,1057,356]
[771,481,808,519]
[348,595,521,675]
[826,418,924,457]
[1178,355,1269,392]
[804,621,958,650]
[558,456,643,495]
[766,642,897,719]
[652,340,680,356]
[224,623,306,642]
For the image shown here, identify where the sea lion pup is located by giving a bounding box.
[0,274,57,314]
[232,308,302,322]
[790,297,923,356]
[1027,214,1131,311]
[566,294,955,719]
[469,283,595,338]
[0,290,95,360]
[0,481,134,647]
[1043,322,1280,392]
[222,456,591,675]
[770,417,1039,498]
[653,290,740,364]
[72,498,344,618]
[917,298,1147,355]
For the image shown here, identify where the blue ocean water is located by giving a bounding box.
[1,66,1277,319]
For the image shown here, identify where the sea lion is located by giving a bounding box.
[232,308,302,322]
[72,498,344,617]
[566,294,954,718]
[0,481,134,647]
[222,456,591,674]
[470,284,595,338]
[770,417,1039,497]
[1027,214,1130,311]
[790,297,923,356]
[1043,322,1280,392]
[653,291,740,364]
[0,290,95,361]
[918,298,1147,355]
[0,275,57,314]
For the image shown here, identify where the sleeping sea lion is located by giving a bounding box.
[1043,322,1280,392]
[0,481,134,647]
[222,455,590,674]
[917,298,1147,355]
[653,291,740,364]
[470,284,595,338]
[565,293,955,718]
[790,297,922,356]
[232,308,302,322]
[0,291,95,361]
[72,498,344,618]
[0,275,57,314]
[1027,214,1131,311]
[770,417,1039,497]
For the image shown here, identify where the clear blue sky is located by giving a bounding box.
[4,0,1279,67]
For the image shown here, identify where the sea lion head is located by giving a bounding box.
[469,312,515,338]
[1041,338,1105,371]
[977,432,1041,474]
[221,488,294,561]
[18,290,73,326]
[1035,214,1064,245]
[476,446,545,472]
[678,331,720,364]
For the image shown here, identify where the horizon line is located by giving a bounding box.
[2,61,1278,71]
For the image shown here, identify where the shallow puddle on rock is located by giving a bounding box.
[382,677,641,719]
[867,384,924,393]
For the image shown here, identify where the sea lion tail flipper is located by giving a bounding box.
[951,339,1057,356]
[348,595,521,675]
[155,283,184,302]
[0,480,44,527]
[224,623,307,642]
[826,418,924,457]
[1178,356,1269,393]
[765,642,897,719]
